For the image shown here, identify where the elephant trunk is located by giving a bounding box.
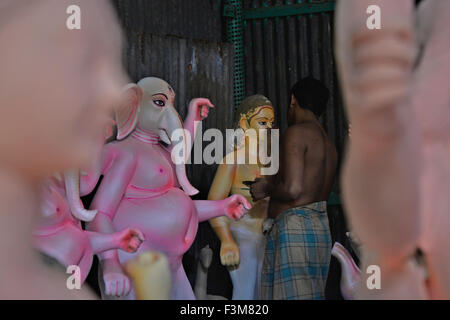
[160,107,199,196]
[175,162,198,196]
[64,169,98,222]
[331,242,361,300]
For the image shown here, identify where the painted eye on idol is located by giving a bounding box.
[154,100,165,107]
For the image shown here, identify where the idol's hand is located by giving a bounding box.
[188,98,214,121]
[116,228,145,253]
[222,194,251,220]
[220,240,240,268]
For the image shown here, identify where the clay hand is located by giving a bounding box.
[188,98,214,121]
[102,259,132,297]
[249,177,270,202]
[116,228,145,253]
[223,194,251,220]
[220,240,240,268]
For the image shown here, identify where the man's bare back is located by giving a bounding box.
[268,121,337,219]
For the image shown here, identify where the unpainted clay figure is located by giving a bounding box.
[194,245,227,300]
[209,95,275,300]
[87,77,251,300]
[336,0,450,299]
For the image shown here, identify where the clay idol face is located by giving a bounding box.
[137,77,176,138]
[246,106,275,141]
[248,106,275,130]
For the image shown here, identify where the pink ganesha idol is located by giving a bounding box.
[87,77,251,300]
[33,122,145,285]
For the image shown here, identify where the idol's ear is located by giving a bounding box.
[115,83,144,140]
[239,114,250,130]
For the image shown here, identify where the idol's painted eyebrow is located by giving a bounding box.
[152,93,168,99]
[248,106,273,121]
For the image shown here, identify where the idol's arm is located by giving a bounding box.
[208,161,241,266]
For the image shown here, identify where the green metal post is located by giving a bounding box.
[224,0,245,109]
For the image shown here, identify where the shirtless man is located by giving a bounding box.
[250,77,337,300]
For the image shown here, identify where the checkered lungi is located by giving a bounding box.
[260,201,331,300]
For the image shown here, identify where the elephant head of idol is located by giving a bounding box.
[114,77,198,196]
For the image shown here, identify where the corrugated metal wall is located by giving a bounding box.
[113,0,224,42]
[243,0,347,162]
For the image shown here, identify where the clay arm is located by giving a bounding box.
[163,98,213,167]
[194,195,251,223]
[336,0,420,261]
[86,147,136,260]
[183,98,214,148]
[86,228,145,255]
[208,162,236,241]
[86,147,137,296]
[208,161,242,267]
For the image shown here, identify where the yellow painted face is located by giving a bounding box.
[248,106,275,131]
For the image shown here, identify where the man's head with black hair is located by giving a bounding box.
[289,77,330,124]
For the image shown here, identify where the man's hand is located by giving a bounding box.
[223,194,251,220]
[249,177,270,202]
[188,98,214,121]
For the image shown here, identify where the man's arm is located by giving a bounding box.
[251,126,306,203]
[268,126,306,201]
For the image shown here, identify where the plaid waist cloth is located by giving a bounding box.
[261,201,331,300]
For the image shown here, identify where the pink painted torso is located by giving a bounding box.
[108,137,198,269]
